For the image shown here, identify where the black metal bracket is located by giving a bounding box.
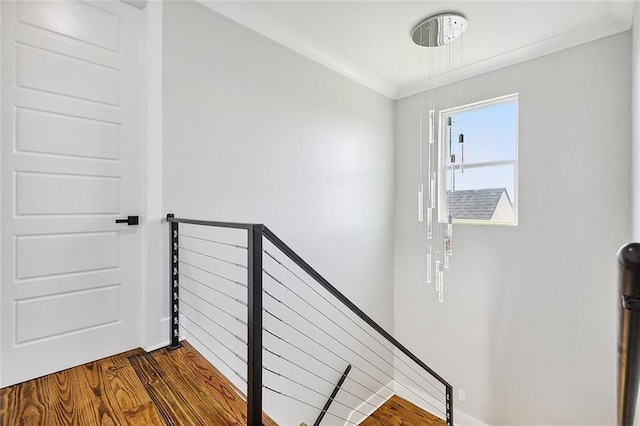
[167,214,182,351]
[314,364,351,426]
[115,215,139,226]
[446,385,453,426]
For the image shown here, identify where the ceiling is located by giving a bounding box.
[198,1,634,99]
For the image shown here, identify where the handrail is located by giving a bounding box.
[167,214,453,425]
[618,242,640,426]
[166,215,259,230]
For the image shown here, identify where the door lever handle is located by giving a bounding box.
[115,216,139,226]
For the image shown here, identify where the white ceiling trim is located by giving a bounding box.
[196,1,631,101]
[396,8,632,99]
[197,0,396,98]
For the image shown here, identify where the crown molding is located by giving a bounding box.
[195,0,396,98]
[196,1,632,101]
[395,4,632,99]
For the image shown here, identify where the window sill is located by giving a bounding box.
[449,219,518,227]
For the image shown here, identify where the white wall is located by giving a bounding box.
[162,1,395,423]
[394,32,632,424]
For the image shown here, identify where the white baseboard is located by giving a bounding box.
[454,409,490,426]
[345,380,394,425]
[393,382,489,426]
[144,340,170,352]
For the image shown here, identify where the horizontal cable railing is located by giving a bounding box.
[167,214,453,425]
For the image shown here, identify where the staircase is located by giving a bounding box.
[362,395,445,425]
[166,214,454,425]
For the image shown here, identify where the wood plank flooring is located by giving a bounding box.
[360,395,445,426]
[0,342,277,426]
[1,341,442,426]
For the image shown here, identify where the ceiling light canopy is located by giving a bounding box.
[411,12,468,47]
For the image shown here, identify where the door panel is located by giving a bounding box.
[16,232,120,279]
[17,1,120,51]
[16,284,121,344]
[16,172,121,215]
[16,44,120,105]
[16,108,120,160]
[1,1,142,387]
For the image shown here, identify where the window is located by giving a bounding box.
[439,94,518,225]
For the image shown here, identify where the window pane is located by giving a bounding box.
[449,100,517,163]
[445,164,515,222]
[440,95,518,224]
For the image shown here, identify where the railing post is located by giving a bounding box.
[445,385,453,426]
[167,214,182,350]
[618,242,640,426]
[247,225,264,426]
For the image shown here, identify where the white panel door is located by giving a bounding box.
[1,1,143,387]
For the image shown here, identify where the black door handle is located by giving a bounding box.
[115,216,139,226]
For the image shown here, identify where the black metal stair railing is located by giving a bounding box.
[166,214,454,425]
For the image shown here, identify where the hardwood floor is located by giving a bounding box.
[360,395,445,426]
[1,342,443,426]
[0,342,277,426]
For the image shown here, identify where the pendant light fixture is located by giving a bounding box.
[411,13,468,47]
[412,12,467,302]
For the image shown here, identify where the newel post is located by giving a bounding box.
[618,243,640,425]
[247,225,263,425]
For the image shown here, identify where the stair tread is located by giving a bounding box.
[360,394,446,426]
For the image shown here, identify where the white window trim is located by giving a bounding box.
[445,159,516,170]
[438,93,519,225]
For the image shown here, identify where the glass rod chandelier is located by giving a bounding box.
[412,12,468,302]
